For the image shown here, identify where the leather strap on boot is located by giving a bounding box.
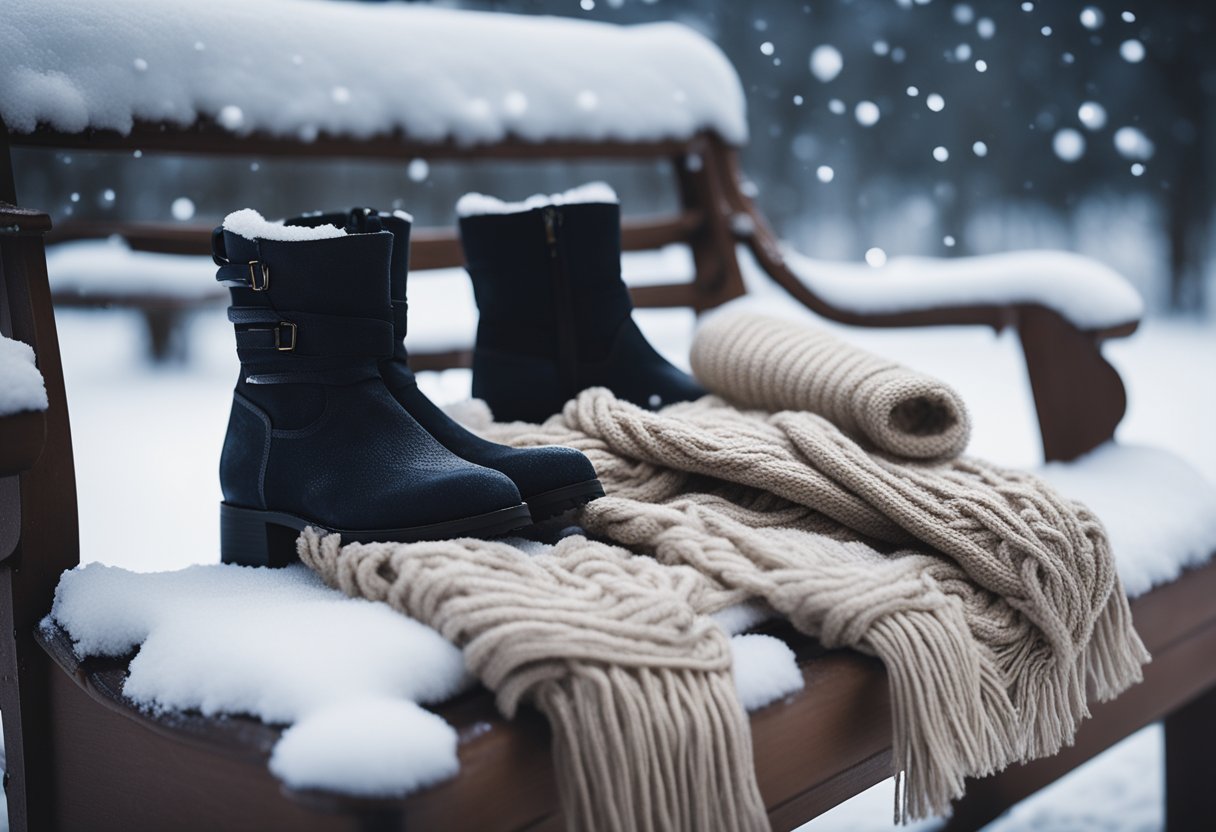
[213,225,396,385]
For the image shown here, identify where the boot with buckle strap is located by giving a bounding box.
[213,209,531,567]
[284,208,605,521]
[456,183,706,425]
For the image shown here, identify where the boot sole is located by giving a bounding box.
[220,501,533,568]
[525,478,606,523]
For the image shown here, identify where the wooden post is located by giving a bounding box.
[0,123,16,204]
[1016,306,1130,462]
[0,204,79,832]
[1165,686,1216,829]
[675,137,746,312]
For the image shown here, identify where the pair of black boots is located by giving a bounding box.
[214,189,705,567]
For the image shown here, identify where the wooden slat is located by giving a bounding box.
[9,120,707,162]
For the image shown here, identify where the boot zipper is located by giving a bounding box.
[543,206,559,253]
[543,207,579,400]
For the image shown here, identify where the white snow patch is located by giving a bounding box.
[0,335,48,416]
[269,698,459,797]
[455,182,619,217]
[712,601,776,636]
[730,634,804,711]
[46,237,222,300]
[391,209,415,224]
[769,244,1144,331]
[222,208,346,242]
[50,562,470,796]
[0,0,745,146]
[1039,443,1216,598]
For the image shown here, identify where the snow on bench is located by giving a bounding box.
[0,0,746,146]
[44,234,1144,353]
[46,238,225,301]
[0,334,48,417]
[47,546,803,797]
[46,439,1216,798]
[764,246,1145,332]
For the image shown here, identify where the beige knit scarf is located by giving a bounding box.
[301,311,1148,827]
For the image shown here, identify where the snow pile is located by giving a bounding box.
[48,555,806,795]
[1039,443,1216,598]
[0,335,48,416]
[0,0,746,146]
[456,182,619,217]
[46,237,223,300]
[730,633,805,711]
[222,208,345,242]
[775,245,1144,331]
[270,698,459,796]
[50,562,469,796]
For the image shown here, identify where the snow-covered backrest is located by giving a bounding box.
[0,0,747,146]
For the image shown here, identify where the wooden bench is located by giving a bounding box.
[2,6,1212,826]
[4,128,1216,830]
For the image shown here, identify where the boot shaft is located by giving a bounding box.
[212,209,397,384]
[457,185,706,421]
[458,193,633,362]
[284,208,413,362]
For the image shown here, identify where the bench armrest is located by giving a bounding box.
[718,152,1135,463]
[741,229,1134,462]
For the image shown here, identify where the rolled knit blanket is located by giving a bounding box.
[298,530,768,832]
[691,311,972,460]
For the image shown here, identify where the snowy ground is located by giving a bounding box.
[2,287,1212,830]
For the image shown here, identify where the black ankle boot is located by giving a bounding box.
[213,210,530,566]
[457,185,706,424]
[284,208,604,521]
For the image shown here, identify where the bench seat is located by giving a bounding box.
[33,436,1216,829]
[35,546,1216,831]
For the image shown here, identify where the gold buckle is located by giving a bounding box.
[274,321,297,352]
[249,261,270,292]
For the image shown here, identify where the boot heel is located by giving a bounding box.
[220,503,301,568]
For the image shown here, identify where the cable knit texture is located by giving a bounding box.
[299,530,765,832]
[299,311,1148,826]
[692,312,971,460]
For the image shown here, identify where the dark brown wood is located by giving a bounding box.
[1164,685,1216,830]
[38,557,1216,831]
[48,210,703,268]
[0,124,16,204]
[36,614,895,831]
[0,202,80,832]
[7,120,705,163]
[943,557,1216,831]
[1017,305,1130,462]
[406,348,472,372]
[675,138,747,311]
[0,408,46,478]
[47,668,364,832]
